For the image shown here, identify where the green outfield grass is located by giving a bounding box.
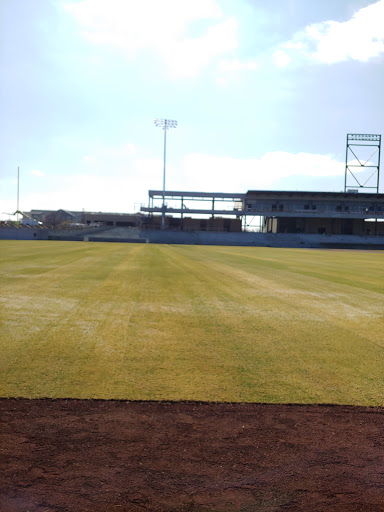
[0,240,383,405]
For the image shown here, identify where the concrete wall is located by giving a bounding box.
[142,229,384,249]
[0,226,108,241]
[0,228,49,240]
[2,226,384,249]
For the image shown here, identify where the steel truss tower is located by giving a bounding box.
[345,134,381,193]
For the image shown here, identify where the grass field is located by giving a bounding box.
[0,240,383,405]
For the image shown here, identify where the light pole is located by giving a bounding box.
[154,118,178,229]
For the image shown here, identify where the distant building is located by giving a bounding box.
[27,209,84,224]
[142,189,384,236]
[24,188,384,237]
[26,210,141,228]
[246,190,384,236]
[142,215,241,232]
[82,212,141,227]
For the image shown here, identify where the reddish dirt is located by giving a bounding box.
[0,399,383,512]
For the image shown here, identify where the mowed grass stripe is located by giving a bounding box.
[0,241,383,404]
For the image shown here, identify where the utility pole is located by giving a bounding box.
[16,167,20,225]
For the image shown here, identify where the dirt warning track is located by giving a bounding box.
[1,399,383,512]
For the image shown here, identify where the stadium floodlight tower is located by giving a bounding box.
[154,118,178,229]
[345,134,381,193]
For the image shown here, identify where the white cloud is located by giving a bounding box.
[274,0,384,66]
[2,149,348,215]
[215,77,228,87]
[83,142,136,164]
[282,41,305,50]
[102,142,138,157]
[126,143,136,154]
[64,0,239,78]
[260,151,343,178]
[15,172,153,214]
[218,58,259,72]
[176,151,345,192]
[273,49,291,68]
[216,57,259,86]
[166,17,238,79]
[30,170,45,177]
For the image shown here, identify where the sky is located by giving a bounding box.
[1,0,384,217]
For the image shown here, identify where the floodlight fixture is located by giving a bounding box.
[154,119,178,130]
[348,134,380,142]
[154,118,178,229]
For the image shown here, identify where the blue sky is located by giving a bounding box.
[1,0,384,217]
